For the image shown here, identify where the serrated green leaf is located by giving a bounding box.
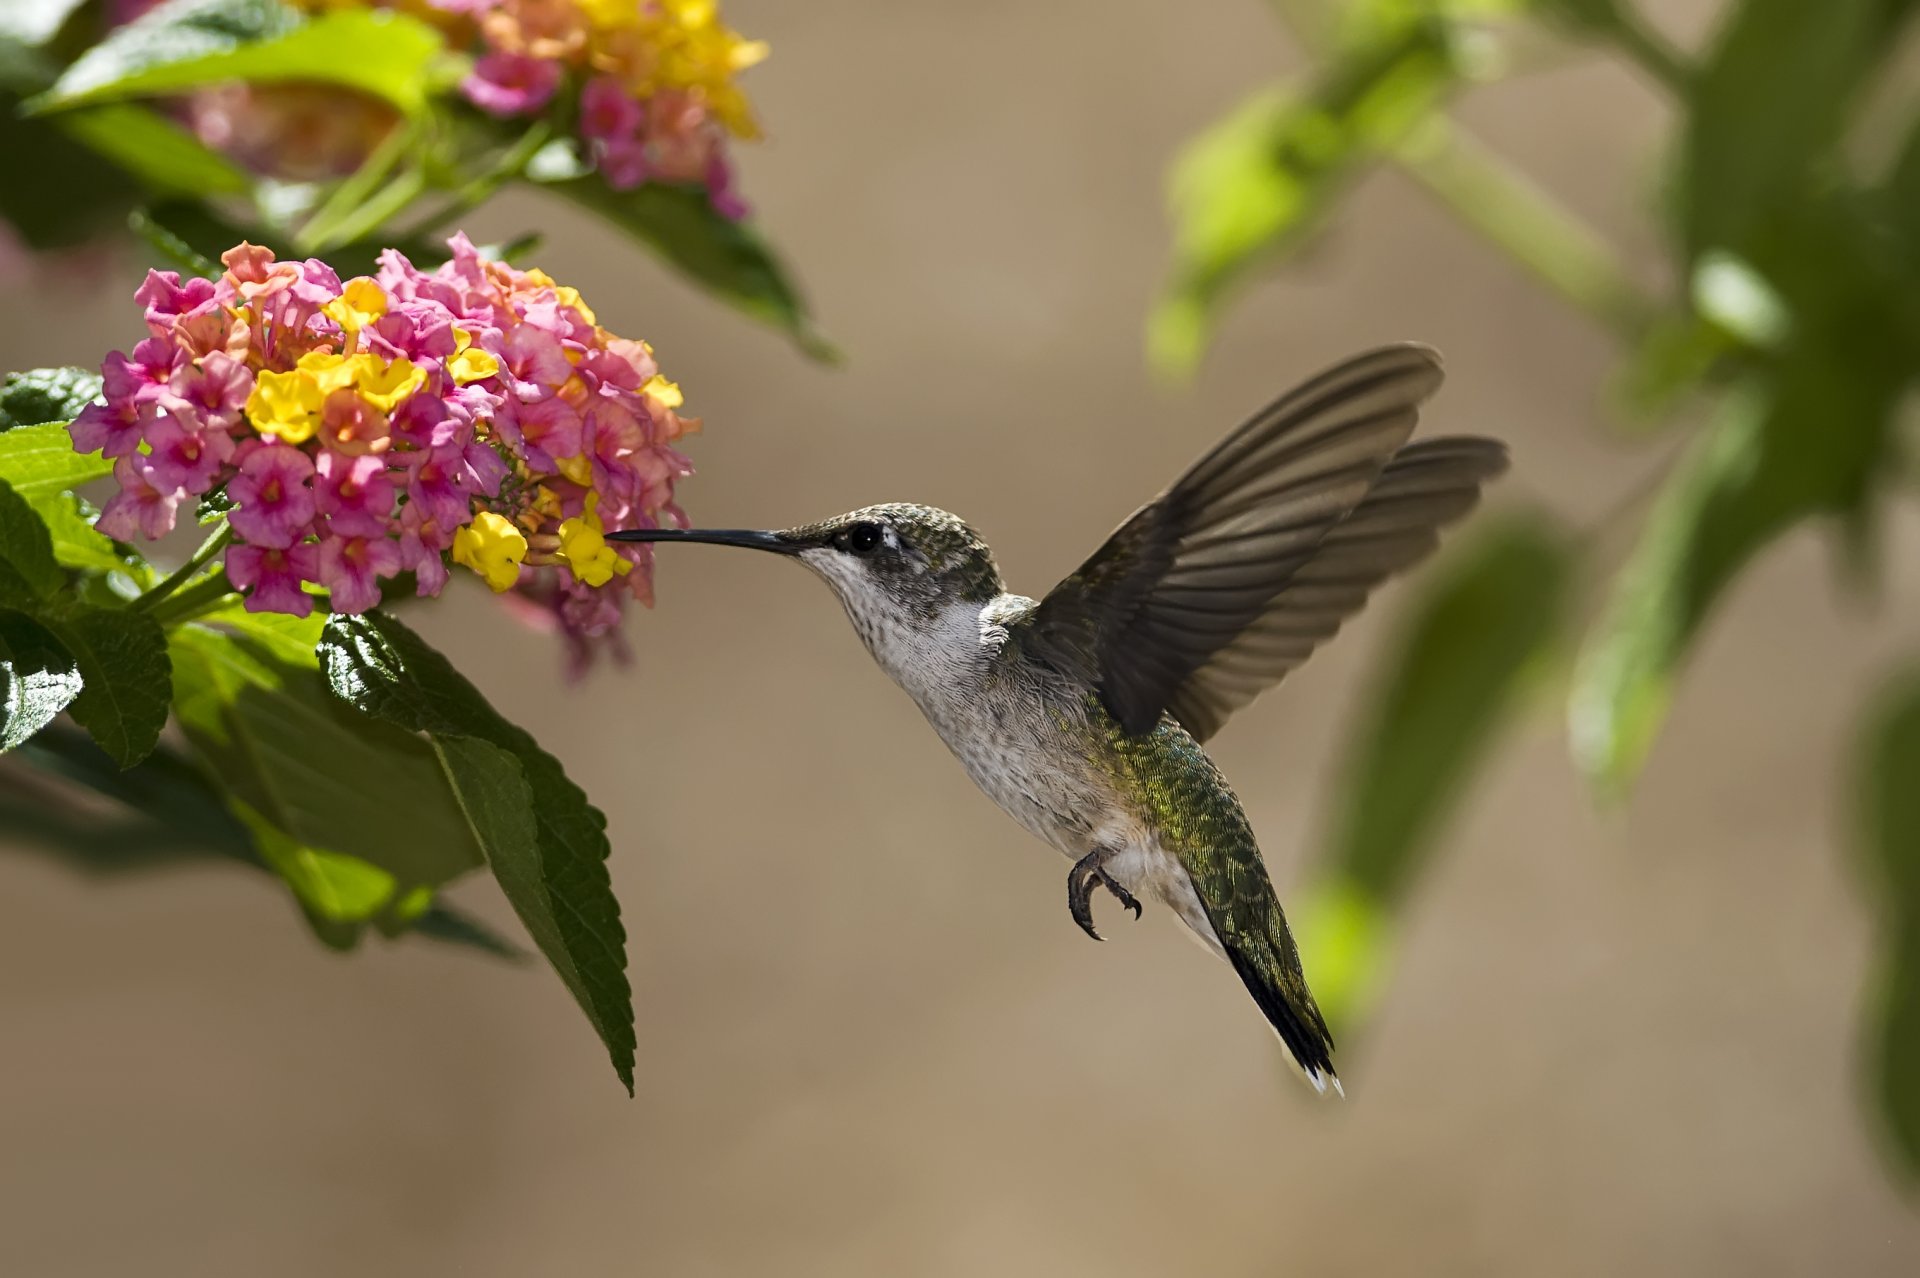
[37,493,127,577]
[320,611,634,1093]
[35,0,451,117]
[0,476,60,600]
[0,422,115,502]
[0,367,103,433]
[167,622,484,922]
[1297,516,1570,1028]
[545,176,834,362]
[55,102,252,199]
[1150,22,1460,376]
[0,608,81,751]
[40,603,170,767]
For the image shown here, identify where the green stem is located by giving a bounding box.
[132,523,232,613]
[395,119,554,242]
[1596,2,1690,97]
[296,121,419,253]
[147,570,239,628]
[1390,120,1659,345]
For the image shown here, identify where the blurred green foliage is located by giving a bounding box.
[1164,0,1920,1185]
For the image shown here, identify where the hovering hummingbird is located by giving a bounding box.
[610,344,1506,1094]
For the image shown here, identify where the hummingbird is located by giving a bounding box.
[609,344,1506,1094]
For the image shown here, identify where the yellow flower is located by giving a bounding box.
[448,345,500,385]
[451,512,527,592]
[322,277,388,332]
[641,373,683,408]
[554,453,594,487]
[246,368,325,443]
[555,285,596,324]
[556,494,631,588]
[351,355,426,411]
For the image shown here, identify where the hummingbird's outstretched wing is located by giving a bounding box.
[1030,344,1507,741]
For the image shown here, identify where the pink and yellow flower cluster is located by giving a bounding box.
[408,0,765,216]
[73,235,695,633]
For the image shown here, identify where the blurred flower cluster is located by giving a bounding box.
[73,234,695,649]
[448,0,766,216]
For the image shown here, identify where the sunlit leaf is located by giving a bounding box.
[1297,515,1570,1027]
[321,611,635,1093]
[35,0,452,117]
[1151,21,1460,376]
[545,174,835,362]
[0,422,115,503]
[0,607,80,751]
[0,0,89,48]
[0,367,103,433]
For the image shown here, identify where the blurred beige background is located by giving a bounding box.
[6,1,1920,1274]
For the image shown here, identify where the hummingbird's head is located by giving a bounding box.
[606,503,1004,671]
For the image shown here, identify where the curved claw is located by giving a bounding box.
[1067,848,1142,941]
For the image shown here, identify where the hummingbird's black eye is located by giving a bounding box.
[844,521,885,555]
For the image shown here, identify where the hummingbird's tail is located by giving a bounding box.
[1213,894,1342,1096]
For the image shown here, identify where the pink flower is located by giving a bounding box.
[226,542,320,616]
[314,451,395,539]
[316,533,400,614]
[135,270,217,338]
[164,350,250,432]
[95,455,183,541]
[227,442,316,548]
[462,52,561,117]
[68,397,142,459]
[579,77,643,144]
[397,502,452,597]
[142,411,234,495]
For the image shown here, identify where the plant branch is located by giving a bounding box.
[132,523,232,613]
[395,120,554,242]
[1390,120,1659,345]
[146,569,238,627]
[1594,2,1690,96]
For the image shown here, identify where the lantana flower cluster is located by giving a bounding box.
[73,234,695,642]
[420,0,765,216]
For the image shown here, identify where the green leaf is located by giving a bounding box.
[0,0,90,48]
[167,621,485,929]
[0,477,60,600]
[1296,516,1570,1028]
[0,91,141,251]
[35,0,451,117]
[0,608,81,751]
[1571,324,1910,791]
[0,422,116,502]
[55,102,253,199]
[1151,21,1460,376]
[1680,0,1913,265]
[40,604,170,767]
[320,611,635,1092]
[546,176,835,362]
[8,721,526,959]
[0,423,127,577]
[0,367,103,433]
[1854,674,1920,1181]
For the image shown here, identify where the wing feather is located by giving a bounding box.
[1029,344,1507,739]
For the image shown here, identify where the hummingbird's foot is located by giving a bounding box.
[1068,848,1143,942]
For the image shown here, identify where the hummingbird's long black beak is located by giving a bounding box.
[603,527,805,555]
